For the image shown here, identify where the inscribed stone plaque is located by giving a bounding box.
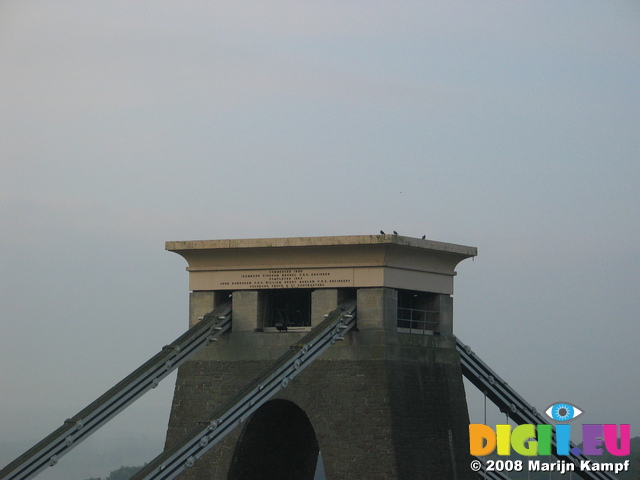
[211,268,354,290]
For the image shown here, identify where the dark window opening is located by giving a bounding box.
[338,288,357,304]
[397,289,439,334]
[265,290,311,329]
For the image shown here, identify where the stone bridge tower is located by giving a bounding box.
[164,234,477,480]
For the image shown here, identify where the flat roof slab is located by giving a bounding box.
[166,235,477,295]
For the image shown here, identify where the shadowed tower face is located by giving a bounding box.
[164,235,478,480]
[228,400,319,480]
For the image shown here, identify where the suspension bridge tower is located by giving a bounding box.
[164,234,477,480]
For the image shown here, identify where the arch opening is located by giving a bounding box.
[228,400,320,480]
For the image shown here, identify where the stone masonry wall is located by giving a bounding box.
[164,344,474,479]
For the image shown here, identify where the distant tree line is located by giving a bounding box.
[83,465,143,480]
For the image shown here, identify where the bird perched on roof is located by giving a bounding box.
[422,235,426,239]
[393,230,398,235]
[380,230,385,234]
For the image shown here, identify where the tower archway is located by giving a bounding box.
[227,399,319,480]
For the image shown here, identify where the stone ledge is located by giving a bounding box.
[166,234,477,257]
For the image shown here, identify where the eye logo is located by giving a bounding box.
[545,402,583,422]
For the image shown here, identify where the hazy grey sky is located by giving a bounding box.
[1,2,639,479]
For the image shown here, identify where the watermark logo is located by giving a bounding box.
[469,422,630,457]
[545,402,583,422]
[469,401,631,474]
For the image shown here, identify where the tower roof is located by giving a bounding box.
[166,234,476,294]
